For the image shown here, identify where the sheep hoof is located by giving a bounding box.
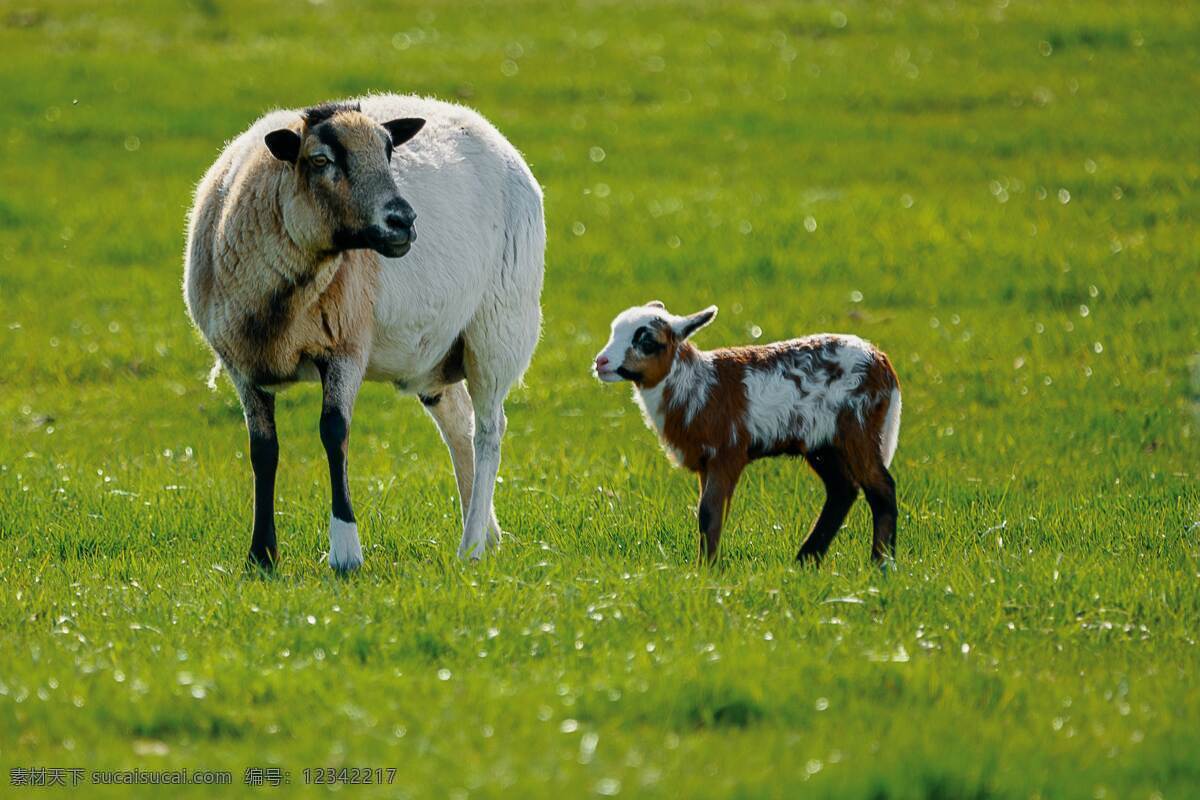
[245,546,278,574]
[457,538,488,561]
[329,554,363,574]
[328,517,364,573]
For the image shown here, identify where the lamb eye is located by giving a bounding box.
[310,154,330,168]
[633,327,661,352]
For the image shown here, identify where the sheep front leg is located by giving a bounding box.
[236,380,279,571]
[697,460,744,564]
[316,356,366,572]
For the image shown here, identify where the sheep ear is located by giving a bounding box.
[646,300,665,309]
[264,129,302,163]
[673,306,718,340]
[383,118,426,147]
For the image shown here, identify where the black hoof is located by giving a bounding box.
[246,547,278,573]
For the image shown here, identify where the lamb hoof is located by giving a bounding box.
[328,517,364,573]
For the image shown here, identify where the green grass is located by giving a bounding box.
[2,0,1199,797]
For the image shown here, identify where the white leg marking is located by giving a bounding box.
[328,515,363,572]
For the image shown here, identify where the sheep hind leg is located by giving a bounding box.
[839,424,898,568]
[797,447,858,565]
[421,382,502,547]
[458,387,506,561]
[455,276,540,560]
[457,335,519,560]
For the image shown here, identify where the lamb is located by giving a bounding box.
[184,95,544,571]
[594,301,901,565]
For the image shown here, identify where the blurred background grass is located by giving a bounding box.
[1,1,1198,797]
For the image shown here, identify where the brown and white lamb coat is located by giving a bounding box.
[595,302,901,565]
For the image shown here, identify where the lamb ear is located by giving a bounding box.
[383,118,426,147]
[264,128,302,163]
[646,300,665,309]
[673,306,718,340]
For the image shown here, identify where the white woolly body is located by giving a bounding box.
[186,93,544,396]
[742,335,877,452]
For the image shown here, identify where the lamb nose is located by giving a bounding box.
[595,356,609,368]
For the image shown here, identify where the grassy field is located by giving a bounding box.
[2,0,1199,796]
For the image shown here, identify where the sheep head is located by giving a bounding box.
[265,103,425,259]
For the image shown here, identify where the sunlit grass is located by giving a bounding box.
[1,1,1198,797]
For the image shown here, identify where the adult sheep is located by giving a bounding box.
[183,95,544,571]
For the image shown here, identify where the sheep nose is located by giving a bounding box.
[385,212,414,232]
[384,200,416,231]
[595,356,610,369]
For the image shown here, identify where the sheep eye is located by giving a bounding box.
[310,154,330,168]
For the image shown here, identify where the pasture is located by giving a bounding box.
[1,1,1198,797]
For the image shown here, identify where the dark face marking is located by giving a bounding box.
[615,366,643,381]
[315,125,350,171]
[632,325,665,356]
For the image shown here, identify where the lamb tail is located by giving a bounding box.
[881,388,902,468]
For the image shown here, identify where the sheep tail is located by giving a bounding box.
[206,358,224,391]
